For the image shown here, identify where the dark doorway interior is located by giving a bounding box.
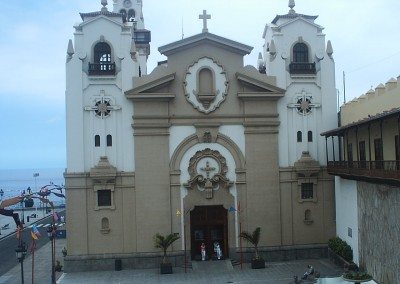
[190,205,228,260]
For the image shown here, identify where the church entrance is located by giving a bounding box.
[190,205,228,260]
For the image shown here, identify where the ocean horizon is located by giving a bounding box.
[0,168,65,205]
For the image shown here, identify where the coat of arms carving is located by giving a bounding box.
[184,148,232,199]
[183,57,229,114]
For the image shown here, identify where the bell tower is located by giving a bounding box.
[65,0,150,174]
[261,0,337,167]
[113,0,150,75]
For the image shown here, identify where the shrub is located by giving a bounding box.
[328,236,353,262]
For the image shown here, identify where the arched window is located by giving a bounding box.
[293,43,309,63]
[107,135,112,147]
[308,131,313,142]
[94,42,112,70]
[128,9,135,22]
[95,135,100,147]
[119,9,127,22]
[297,131,302,142]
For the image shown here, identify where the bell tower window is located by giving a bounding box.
[293,43,309,63]
[128,9,136,22]
[289,42,316,75]
[89,42,115,76]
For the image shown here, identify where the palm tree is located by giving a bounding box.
[240,227,261,260]
[154,233,180,263]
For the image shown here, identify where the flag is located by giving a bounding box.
[53,212,60,222]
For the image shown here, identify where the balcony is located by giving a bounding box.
[88,62,116,76]
[289,62,316,75]
[327,160,400,185]
[133,30,151,45]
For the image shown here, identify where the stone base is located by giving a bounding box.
[229,244,328,263]
[64,252,185,272]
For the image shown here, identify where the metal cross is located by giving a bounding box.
[199,10,211,33]
[287,90,321,115]
[200,161,216,178]
[84,91,121,119]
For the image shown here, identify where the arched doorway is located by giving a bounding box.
[190,205,228,260]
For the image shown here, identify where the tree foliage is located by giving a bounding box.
[154,233,180,263]
[240,227,262,260]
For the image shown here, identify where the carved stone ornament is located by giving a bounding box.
[183,57,228,114]
[184,148,233,199]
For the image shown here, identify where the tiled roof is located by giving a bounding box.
[321,107,400,137]
[272,13,318,24]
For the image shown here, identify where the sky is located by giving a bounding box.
[0,0,399,170]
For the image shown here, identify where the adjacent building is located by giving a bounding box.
[322,77,400,283]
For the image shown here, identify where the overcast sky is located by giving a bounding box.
[0,0,399,169]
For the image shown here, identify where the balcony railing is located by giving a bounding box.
[289,62,316,74]
[88,62,116,76]
[327,160,400,185]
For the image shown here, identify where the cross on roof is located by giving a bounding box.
[199,10,211,33]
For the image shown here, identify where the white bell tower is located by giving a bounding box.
[261,0,337,167]
[65,0,150,173]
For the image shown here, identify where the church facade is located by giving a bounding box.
[65,0,337,271]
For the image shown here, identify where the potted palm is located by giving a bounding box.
[240,227,265,269]
[154,232,180,274]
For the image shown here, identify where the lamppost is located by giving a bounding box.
[0,189,3,235]
[47,225,56,284]
[33,173,39,212]
[15,242,27,284]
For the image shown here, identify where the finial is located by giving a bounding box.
[101,0,108,12]
[326,40,333,57]
[269,39,277,56]
[289,0,295,13]
[67,39,74,57]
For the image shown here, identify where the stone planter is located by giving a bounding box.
[342,275,373,284]
[251,258,265,269]
[160,263,173,274]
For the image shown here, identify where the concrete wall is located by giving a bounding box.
[358,182,400,283]
[335,177,359,265]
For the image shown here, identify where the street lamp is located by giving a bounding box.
[15,242,27,284]
[47,225,57,284]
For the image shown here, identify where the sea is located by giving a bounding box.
[0,168,65,207]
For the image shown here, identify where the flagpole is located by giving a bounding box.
[31,238,35,284]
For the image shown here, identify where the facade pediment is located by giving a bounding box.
[76,14,124,30]
[275,17,324,33]
[125,67,175,98]
[158,32,253,57]
[236,66,286,95]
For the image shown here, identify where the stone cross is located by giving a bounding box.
[84,91,121,119]
[200,161,216,178]
[199,10,211,33]
[287,90,321,115]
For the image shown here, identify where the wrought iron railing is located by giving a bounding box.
[327,160,400,182]
[88,62,116,76]
[289,62,316,74]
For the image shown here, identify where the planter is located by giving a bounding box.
[251,258,265,269]
[342,275,373,284]
[160,263,173,274]
[328,248,357,271]
[342,273,372,284]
